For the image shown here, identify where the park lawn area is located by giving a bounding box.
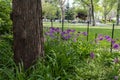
[43,22,120,29]
[43,22,120,40]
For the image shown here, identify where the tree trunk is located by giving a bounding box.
[12,0,44,69]
[88,7,92,24]
[90,0,95,26]
[104,13,107,24]
[116,0,120,26]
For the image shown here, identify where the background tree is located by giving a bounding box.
[74,0,97,26]
[90,0,95,26]
[102,0,116,23]
[65,8,75,22]
[42,2,57,27]
[56,8,61,20]
[116,0,120,25]
[58,0,66,31]
[12,0,44,69]
[75,8,88,22]
[65,0,74,22]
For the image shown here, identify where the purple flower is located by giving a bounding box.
[65,35,71,40]
[99,36,103,40]
[49,29,55,33]
[71,29,75,32]
[105,35,111,42]
[107,38,112,42]
[45,32,49,35]
[113,44,119,49]
[50,27,55,30]
[73,38,77,42]
[105,35,111,39]
[112,40,116,44]
[114,58,119,64]
[90,52,95,59]
[49,32,55,38]
[67,29,72,33]
[98,34,103,37]
[55,28,60,32]
[114,76,118,80]
[61,32,71,40]
[61,31,66,36]
[97,34,104,40]
[82,32,88,36]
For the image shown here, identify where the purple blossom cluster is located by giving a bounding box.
[90,52,95,59]
[45,27,61,39]
[114,57,119,64]
[96,34,120,50]
[45,27,88,41]
[96,34,111,42]
[45,27,120,50]
[61,29,75,40]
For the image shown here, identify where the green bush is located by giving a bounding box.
[0,0,12,35]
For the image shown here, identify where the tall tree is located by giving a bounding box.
[12,0,44,69]
[42,2,57,27]
[102,0,116,23]
[116,0,120,25]
[80,0,92,24]
[65,0,74,22]
[90,0,95,26]
[74,0,97,26]
[59,0,66,31]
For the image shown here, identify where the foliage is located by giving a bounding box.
[0,0,12,35]
[42,2,58,19]
[1,0,120,79]
[65,7,75,20]
[75,8,87,16]
[1,27,120,79]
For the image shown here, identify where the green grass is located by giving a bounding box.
[43,22,120,40]
[43,22,120,29]
[74,28,120,40]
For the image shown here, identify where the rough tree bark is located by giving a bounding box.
[12,0,44,69]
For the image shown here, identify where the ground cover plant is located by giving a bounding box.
[1,27,120,80]
[1,0,120,79]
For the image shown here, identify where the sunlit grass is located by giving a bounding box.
[43,22,120,29]
[43,22,120,39]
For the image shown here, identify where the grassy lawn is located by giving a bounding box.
[43,22,120,29]
[43,22,120,39]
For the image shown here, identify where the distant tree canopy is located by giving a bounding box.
[65,8,75,20]
[42,2,57,20]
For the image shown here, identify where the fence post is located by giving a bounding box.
[95,33,97,42]
[110,24,115,53]
[87,21,90,41]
